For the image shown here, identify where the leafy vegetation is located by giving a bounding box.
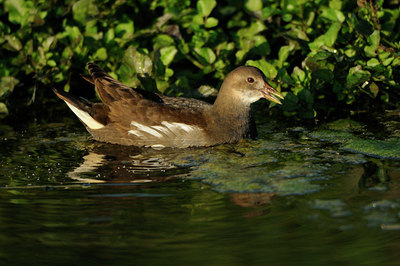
[1,0,399,119]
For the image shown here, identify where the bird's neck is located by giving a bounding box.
[208,90,253,142]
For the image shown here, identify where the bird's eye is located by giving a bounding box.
[247,77,255,83]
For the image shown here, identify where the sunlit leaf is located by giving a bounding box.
[153,34,175,49]
[5,0,34,26]
[0,76,19,98]
[198,85,218,97]
[115,16,135,39]
[246,59,278,79]
[123,46,153,75]
[309,22,341,51]
[278,43,295,66]
[346,65,371,88]
[320,7,345,22]
[367,58,380,67]
[197,0,216,17]
[4,35,22,51]
[383,57,394,66]
[205,17,218,28]
[105,28,115,44]
[364,30,380,57]
[193,47,216,65]
[72,0,99,25]
[160,46,177,66]
[292,67,306,82]
[245,0,263,12]
[93,47,108,60]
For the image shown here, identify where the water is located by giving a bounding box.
[1,105,400,265]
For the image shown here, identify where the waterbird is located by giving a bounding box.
[53,63,284,149]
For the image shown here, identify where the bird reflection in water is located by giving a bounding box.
[66,143,274,212]
[67,143,189,183]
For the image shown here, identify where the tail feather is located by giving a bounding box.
[80,74,94,85]
[86,63,137,104]
[53,88,105,130]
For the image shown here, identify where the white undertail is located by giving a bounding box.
[65,102,105,130]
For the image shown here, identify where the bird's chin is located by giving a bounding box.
[260,83,284,104]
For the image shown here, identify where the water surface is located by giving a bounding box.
[1,106,400,265]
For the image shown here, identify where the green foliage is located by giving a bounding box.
[0,0,399,119]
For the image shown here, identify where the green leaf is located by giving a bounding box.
[344,48,356,57]
[235,50,247,63]
[156,79,169,93]
[329,0,342,9]
[368,30,380,48]
[93,47,108,60]
[160,46,178,66]
[288,27,310,41]
[367,58,380,67]
[105,28,115,44]
[383,57,394,66]
[245,0,263,12]
[261,5,279,19]
[378,51,390,60]
[4,35,22,51]
[278,43,295,66]
[72,0,99,25]
[153,34,175,49]
[0,102,8,118]
[282,13,293,22]
[198,85,218,97]
[42,36,56,51]
[391,57,400,66]
[309,22,341,51]
[193,47,216,65]
[346,65,371,88]
[0,76,19,98]
[123,46,152,75]
[292,67,306,82]
[197,0,216,17]
[364,30,380,57]
[115,16,135,39]
[5,0,34,26]
[369,82,379,98]
[119,63,140,88]
[246,59,277,79]
[205,17,218,28]
[252,35,270,56]
[47,60,57,67]
[192,14,204,25]
[321,7,345,22]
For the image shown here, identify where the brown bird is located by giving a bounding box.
[53,63,284,149]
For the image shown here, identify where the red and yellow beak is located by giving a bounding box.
[260,82,284,104]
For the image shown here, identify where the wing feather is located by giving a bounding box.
[85,63,211,147]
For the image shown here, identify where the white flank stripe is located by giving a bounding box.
[128,130,143,137]
[161,121,194,133]
[130,121,163,138]
[150,125,171,136]
[128,120,204,148]
[65,102,104,130]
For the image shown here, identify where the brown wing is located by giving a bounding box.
[86,63,211,148]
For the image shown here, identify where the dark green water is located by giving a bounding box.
[1,107,400,265]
